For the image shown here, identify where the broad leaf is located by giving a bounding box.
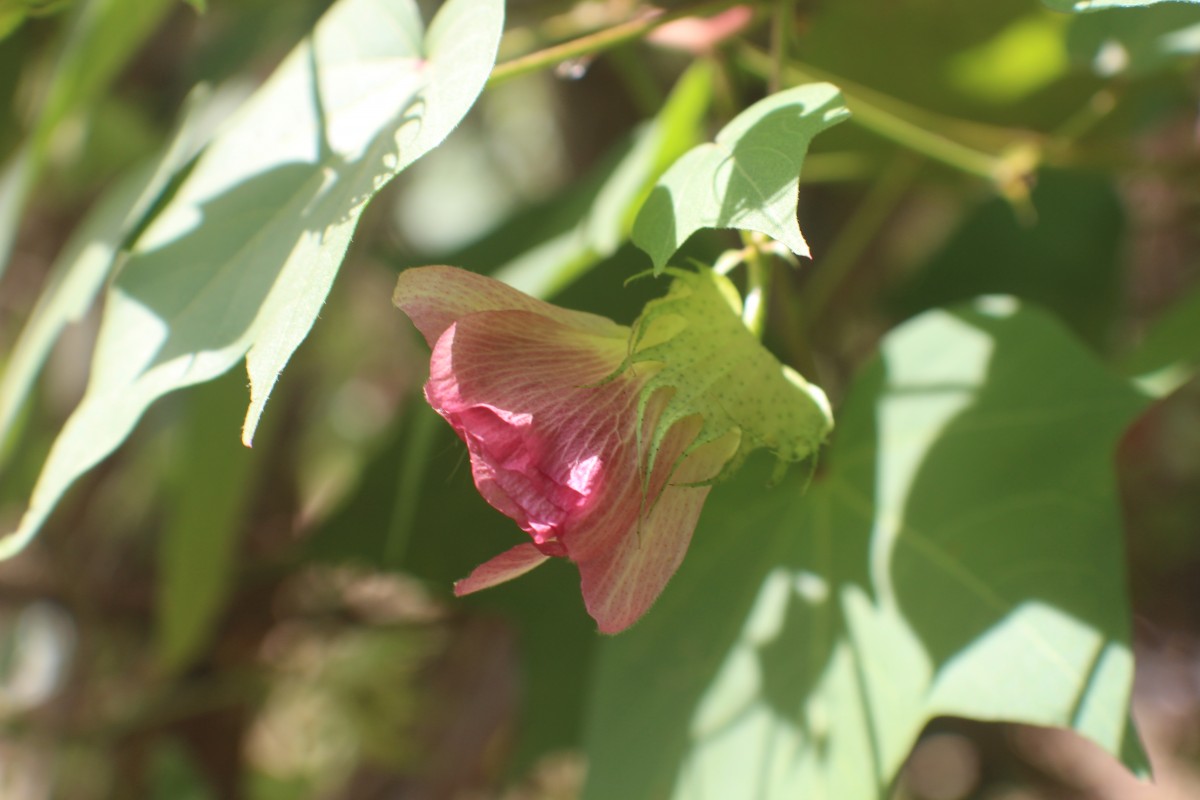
[585,299,1148,799]
[632,83,849,274]
[0,0,503,559]
[890,170,1125,350]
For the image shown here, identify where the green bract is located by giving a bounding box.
[629,267,833,486]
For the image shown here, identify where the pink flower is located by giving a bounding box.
[393,266,737,633]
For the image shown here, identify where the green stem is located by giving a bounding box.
[488,0,748,88]
[739,231,771,338]
[737,44,1040,194]
[769,0,792,94]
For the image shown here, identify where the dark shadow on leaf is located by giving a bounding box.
[586,360,881,797]
[718,106,816,229]
[113,36,427,374]
[890,305,1143,701]
[633,184,676,269]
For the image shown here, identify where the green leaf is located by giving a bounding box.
[585,298,1148,799]
[492,61,713,298]
[632,83,849,274]
[0,84,229,462]
[1067,3,1200,75]
[1046,0,1199,12]
[0,0,503,560]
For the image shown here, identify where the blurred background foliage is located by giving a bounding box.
[0,0,1198,797]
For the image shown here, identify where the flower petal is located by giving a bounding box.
[454,543,551,596]
[427,309,637,550]
[393,266,626,348]
[567,412,742,634]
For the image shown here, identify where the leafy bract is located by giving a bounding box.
[0,0,503,559]
[632,84,849,274]
[585,298,1148,799]
[1046,0,1199,11]
[630,267,832,482]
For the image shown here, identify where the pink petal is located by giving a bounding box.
[647,6,755,55]
[393,266,626,348]
[569,419,742,634]
[427,309,637,549]
[454,543,551,596]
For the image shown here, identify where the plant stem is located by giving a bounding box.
[739,231,771,338]
[737,44,1041,198]
[769,0,792,93]
[488,0,748,88]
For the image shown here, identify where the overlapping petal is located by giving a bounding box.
[394,265,829,633]
[394,266,737,633]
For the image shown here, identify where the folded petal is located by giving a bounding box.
[393,266,626,348]
[427,309,639,552]
[454,543,551,596]
[567,413,741,633]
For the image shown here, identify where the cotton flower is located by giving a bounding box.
[394,265,830,633]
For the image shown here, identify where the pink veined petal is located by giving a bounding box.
[569,419,742,634]
[427,309,643,553]
[393,266,626,348]
[454,543,552,596]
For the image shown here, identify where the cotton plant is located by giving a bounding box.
[393,264,831,632]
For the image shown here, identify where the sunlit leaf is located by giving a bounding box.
[0,0,503,559]
[632,83,849,274]
[585,298,1148,799]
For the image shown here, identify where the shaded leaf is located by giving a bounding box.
[0,0,503,559]
[585,298,1148,799]
[889,170,1124,350]
[632,83,849,274]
